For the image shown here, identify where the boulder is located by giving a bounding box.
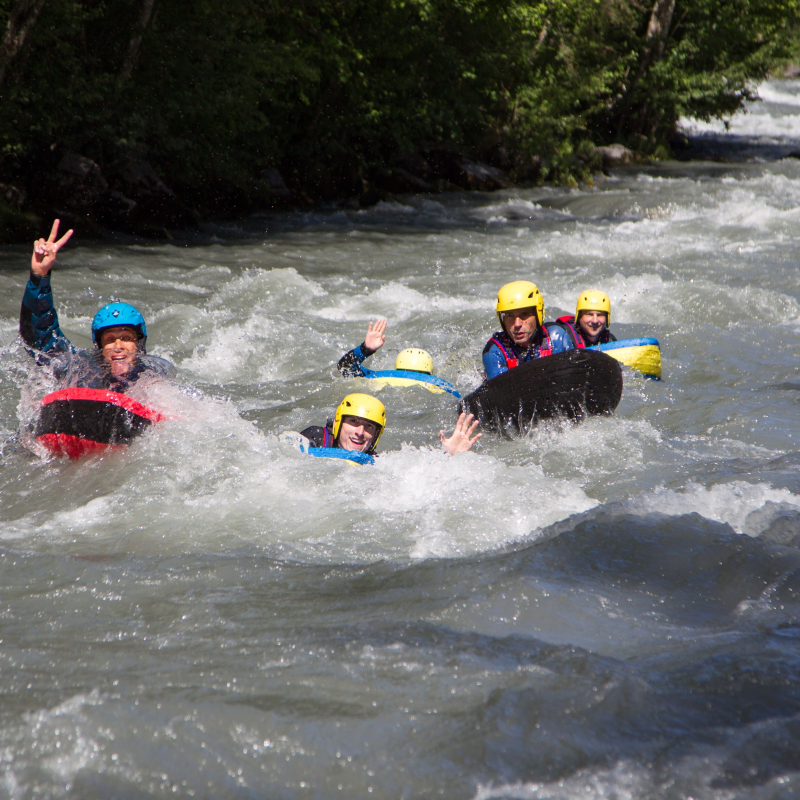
[46,152,109,211]
[784,64,800,79]
[397,154,432,181]
[596,144,636,169]
[105,155,197,228]
[260,167,292,197]
[374,167,433,194]
[110,155,174,199]
[449,158,515,191]
[0,182,25,207]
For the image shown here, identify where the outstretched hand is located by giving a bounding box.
[31,219,73,277]
[440,413,481,455]
[364,318,387,351]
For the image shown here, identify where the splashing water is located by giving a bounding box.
[0,80,799,799]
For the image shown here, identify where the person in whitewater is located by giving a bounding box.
[553,290,617,348]
[20,219,176,391]
[482,281,575,379]
[300,393,480,456]
[337,318,389,377]
[337,318,459,396]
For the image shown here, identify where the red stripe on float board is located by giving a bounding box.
[40,388,165,422]
[36,433,126,460]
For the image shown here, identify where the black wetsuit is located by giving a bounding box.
[300,423,337,448]
[337,342,377,377]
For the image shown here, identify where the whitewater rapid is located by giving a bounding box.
[0,80,798,799]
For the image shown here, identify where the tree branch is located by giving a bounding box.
[118,0,157,84]
[0,0,48,91]
[636,0,676,79]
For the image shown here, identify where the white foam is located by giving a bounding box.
[680,79,800,139]
[475,761,647,800]
[23,689,104,783]
[314,281,486,322]
[621,480,800,534]
[1,409,599,560]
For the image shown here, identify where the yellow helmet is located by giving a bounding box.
[333,393,386,448]
[496,281,544,326]
[395,348,433,374]
[575,290,611,325]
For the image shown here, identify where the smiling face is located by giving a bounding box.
[501,307,540,348]
[99,326,140,376]
[577,310,608,344]
[338,415,380,452]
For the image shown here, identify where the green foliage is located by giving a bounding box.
[0,199,38,243]
[0,0,797,209]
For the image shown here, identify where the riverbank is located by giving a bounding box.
[3,1,793,245]
[0,142,651,245]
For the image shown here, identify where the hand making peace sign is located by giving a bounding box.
[31,219,74,278]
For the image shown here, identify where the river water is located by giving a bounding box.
[0,81,799,799]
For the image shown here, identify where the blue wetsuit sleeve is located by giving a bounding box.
[19,271,75,357]
[547,326,575,354]
[337,342,375,377]
[482,344,508,379]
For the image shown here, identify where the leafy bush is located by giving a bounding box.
[0,0,796,213]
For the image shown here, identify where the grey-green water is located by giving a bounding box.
[0,82,799,798]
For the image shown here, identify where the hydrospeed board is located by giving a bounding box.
[460,349,623,433]
[360,368,461,398]
[278,431,375,465]
[589,337,661,380]
[35,388,164,459]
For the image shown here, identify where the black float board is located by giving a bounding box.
[460,349,623,433]
[34,388,162,458]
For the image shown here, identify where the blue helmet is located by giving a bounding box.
[91,302,147,349]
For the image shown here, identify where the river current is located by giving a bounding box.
[0,81,799,799]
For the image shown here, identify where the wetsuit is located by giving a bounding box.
[338,342,460,397]
[482,324,575,380]
[20,271,176,391]
[337,342,377,377]
[299,421,378,456]
[300,423,337,448]
[554,315,617,348]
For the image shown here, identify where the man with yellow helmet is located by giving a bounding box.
[300,392,480,455]
[554,290,616,348]
[482,281,575,379]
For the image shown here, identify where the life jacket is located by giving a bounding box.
[556,315,616,347]
[485,327,553,371]
[555,316,586,349]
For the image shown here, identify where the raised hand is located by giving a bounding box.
[439,413,481,455]
[31,219,74,277]
[364,318,387,352]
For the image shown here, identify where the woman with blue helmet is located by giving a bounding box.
[20,219,176,391]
